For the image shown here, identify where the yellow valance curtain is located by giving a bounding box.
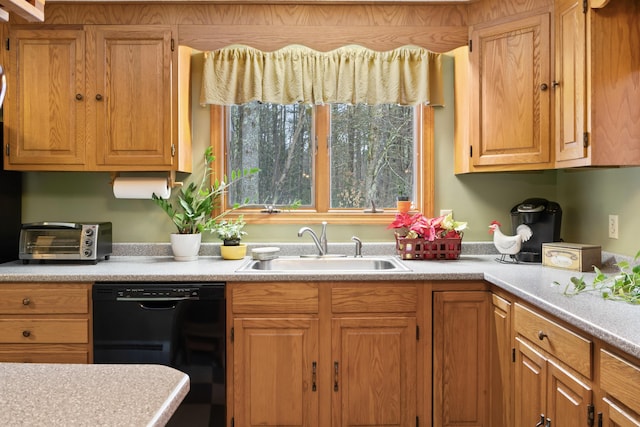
[200,44,443,106]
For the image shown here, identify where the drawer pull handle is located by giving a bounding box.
[334,361,339,392]
[22,330,31,338]
[538,331,548,340]
[22,297,30,306]
[535,415,545,427]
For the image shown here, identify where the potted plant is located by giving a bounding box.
[152,147,258,261]
[396,185,411,213]
[214,216,248,260]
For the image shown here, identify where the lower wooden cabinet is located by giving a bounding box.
[232,317,319,427]
[514,337,592,427]
[229,282,419,427]
[0,283,92,363]
[432,290,491,427]
[600,349,640,427]
[489,293,513,427]
[228,281,639,427]
[513,302,593,427]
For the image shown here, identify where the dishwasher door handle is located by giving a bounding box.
[129,300,183,310]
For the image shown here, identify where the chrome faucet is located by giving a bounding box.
[351,236,363,257]
[298,221,328,256]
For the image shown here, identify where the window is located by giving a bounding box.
[211,103,433,224]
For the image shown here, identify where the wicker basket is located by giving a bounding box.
[395,235,462,260]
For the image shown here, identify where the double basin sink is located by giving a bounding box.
[238,255,410,272]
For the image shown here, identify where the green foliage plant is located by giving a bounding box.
[152,147,259,234]
[213,216,247,245]
[554,250,640,304]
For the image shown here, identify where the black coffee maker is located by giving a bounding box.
[510,198,562,263]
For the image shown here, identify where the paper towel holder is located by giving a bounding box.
[109,172,184,188]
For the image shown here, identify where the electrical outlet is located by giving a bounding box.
[609,215,619,239]
[440,209,453,217]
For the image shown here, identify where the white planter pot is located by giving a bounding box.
[170,233,202,261]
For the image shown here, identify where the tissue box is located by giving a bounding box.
[542,242,601,272]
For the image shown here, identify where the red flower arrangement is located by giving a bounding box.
[389,212,467,260]
[387,212,467,241]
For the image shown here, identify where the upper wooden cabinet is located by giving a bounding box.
[467,12,553,171]
[6,29,86,168]
[4,25,192,172]
[554,0,640,167]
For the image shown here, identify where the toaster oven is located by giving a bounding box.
[19,222,112,264]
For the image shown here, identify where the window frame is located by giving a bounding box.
[209,103,434,225]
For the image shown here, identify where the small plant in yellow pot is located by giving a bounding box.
[214,216,248,260]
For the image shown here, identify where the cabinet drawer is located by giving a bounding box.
[514,303,592,378]
[232,283,318,314]
[0,286,89,314]
[332,285,417,313]
[601,349,640,415]
[0,350,89,364]
[0,319,89,343]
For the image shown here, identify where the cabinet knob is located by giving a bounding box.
[75,93,84,101]
[22,297,30,306]
[95,94,103,101]
[538,330,548,340]
[22,330,31,338]
[540,83,549,91]
[552,81,560,88]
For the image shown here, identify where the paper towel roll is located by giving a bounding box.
[113,177,171,199]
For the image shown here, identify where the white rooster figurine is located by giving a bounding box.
[489,220,533,263]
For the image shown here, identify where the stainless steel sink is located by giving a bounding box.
[237,256,410,272]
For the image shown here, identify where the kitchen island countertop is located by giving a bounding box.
[0,363,189,427]
[1,252,638,360]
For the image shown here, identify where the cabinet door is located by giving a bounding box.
[602,397,640,427]
[433,291,490,427]
[514,338,547,427]
[545,360,592,427]
[233,317,319,427]
[554,0,587,163]
[91,26,173,169]
[469,13,551,168]
[6,29,86,169]
[332,316,416,427]
[490,294,512,427]
[515,337,592,427]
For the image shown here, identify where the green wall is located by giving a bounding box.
[20,54,640,256]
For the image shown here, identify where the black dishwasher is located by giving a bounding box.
[92,282,225,427]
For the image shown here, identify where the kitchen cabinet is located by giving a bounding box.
[554,0,640,167]
[0,283,92,363]
[432,290,490,427]
[229,282,419,427]
[600,349,640,426]
[467,11,552,171]
[231,282,319,427]
[330,284,417,427]
[513,303,593,427]
[489,293,513,427]
[5,25,191,172]
[6,29,86,168]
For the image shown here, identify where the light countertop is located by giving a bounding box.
[1,243,638,359]
[0,363,189,427]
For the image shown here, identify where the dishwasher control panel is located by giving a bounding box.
[116,287,200,299]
